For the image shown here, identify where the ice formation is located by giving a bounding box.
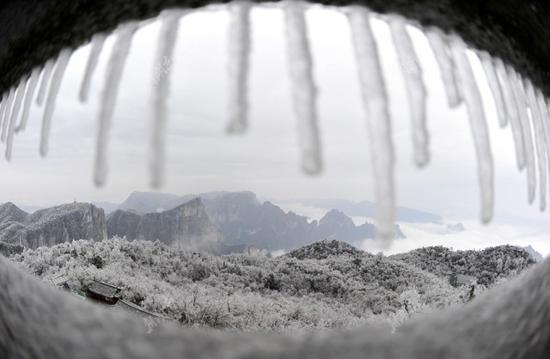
[0,3,548,247]
[5,79,26,160]
[16,68,41,133]
[94,22,139,187]
[0,97,6,132]
[348,6,395,244]
[511,70,536,204]
[479,52,508,128]
[1,88,16,142]
[495,58,526,170]
[284,0,323,175]
[449,37,494,223]
[80,33,107,103]
[36,59,55,106]
[226,1,252,134]
[150,10,183,188]
[426,29,462,108]
[389,16,429,167]
[40,48,73,157]
[526,82,547,211]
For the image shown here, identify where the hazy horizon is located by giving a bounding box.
[7,187,550,257]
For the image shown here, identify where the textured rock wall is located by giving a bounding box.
[0,202,107,249]
[107,198,223,253]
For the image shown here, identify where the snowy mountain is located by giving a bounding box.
[0,202,106,250]
[107,198,223,253]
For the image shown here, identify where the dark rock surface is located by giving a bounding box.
[107,198,223,253]
[0,202,107,249]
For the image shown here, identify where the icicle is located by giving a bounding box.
[226,1,252,134]
[449,37,494,223]
[283,0,322,175]
[1,88,16,143]
[40,49,73,157]
[526,82,547,211]
[348,6,395,244]
[425,29,462,108]
[15,67,40,133]
[0,97,7,134]
[537,92,550,158]
[5,79,27,160]
[80,33,107,102]
[495,59,525,170]
[510,71,536,204]
[389,17,429,167]
[150,11,182,189]
[94,22,139,187]
[478,52,508,128]
[538,93,550,208]
[36,59,55,106]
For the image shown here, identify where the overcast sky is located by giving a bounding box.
[1,5,549,252]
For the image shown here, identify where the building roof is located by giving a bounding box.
[115,299,167,320]
[87,280,121,300]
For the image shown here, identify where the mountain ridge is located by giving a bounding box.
[106,191,405,251]
[0,202,106,251]
[107,198,223,253]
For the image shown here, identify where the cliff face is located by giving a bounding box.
[0,202,107,250]
[112,191,408,251]
[23,204,107,249]
[202,193,403,251]
[107,198,223,253]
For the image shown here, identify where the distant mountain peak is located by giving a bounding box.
[320,209,355,227]
[0,202,28,223]
[301,198,443,224]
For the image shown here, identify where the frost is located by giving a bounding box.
[94,22,139,187]
[40,49,73,157]
[426,29,462,107]
[479,52,508,128]
[150,11,183,188]
[80,33,107,102]
[449,37,493,223]
[389,17,429,167]
[348,7,395,244]
[284,0,322,175]
[15,68,41,133]
[226,1,252,134]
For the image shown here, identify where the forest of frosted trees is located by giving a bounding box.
[10,238,536,331]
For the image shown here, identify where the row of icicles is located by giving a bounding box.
[0,1,549,246]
